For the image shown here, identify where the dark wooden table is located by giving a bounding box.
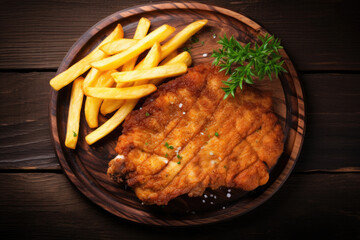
[0,0,359,239]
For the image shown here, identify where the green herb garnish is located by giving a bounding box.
[190,36,199,43]
[212,34,286,99]
[177,161,181,164]
[201,41,205,46]
[72,131,77,137]
[183,46,192,53]
[165,153,168,158]
[145,112,150,117]
[177,154,182,159]
[145,141,149,145]
[165,142,174,149]
[215,132,219,137]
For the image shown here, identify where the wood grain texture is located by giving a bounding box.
[0,72,58,170]
[0,173,359,239]
[0,0,359,71]
[48,2,304,225]
[295,113,360,172]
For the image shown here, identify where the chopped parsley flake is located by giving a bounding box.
[165,153,168,158]
[177,161,181,164]
[183,46,192,53]
[201,41,205,46]
[215,132,219,137]
[190,36,199,43]
[177,154,182,159]
[165,142,174,149]
[72,131,77,137]
[145,112,150,117]
[145,141,149,145]
[224,165,227,169]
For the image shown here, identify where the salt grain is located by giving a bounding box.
[114,155,125,160]
[204,194,208,198]
[222,206,226,210]
[202,200,206,203]
[210,201,214,205]
[202,53,208,57]
[200,132,204,135]
[210,194,214,197]
[209,152,214,156]
[214,195,217,199]
[183,112,186,115]
[179,103,183,108]
[228,189,231,192]
[226,193,231,198]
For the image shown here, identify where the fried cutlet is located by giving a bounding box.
[107,63,284,205]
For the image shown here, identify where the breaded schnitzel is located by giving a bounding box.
[107,63,284,205]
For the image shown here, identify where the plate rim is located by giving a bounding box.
[49,1,306,226]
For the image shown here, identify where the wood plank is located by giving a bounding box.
[1,72,359,170]
[0,173,358,239]
[295,113,360,172]
[0,0,359,70]
[300,73,360,114]
[0,72,59,170]
[294,73,360,171]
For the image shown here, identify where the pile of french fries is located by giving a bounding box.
[49,18,208,149]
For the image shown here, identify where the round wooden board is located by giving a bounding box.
[49,2,305,226]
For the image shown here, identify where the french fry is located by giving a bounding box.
[112,63,187,83]
[100,18,151,115]
[86,40,161,145]
[122,17,151,72]
[100,38,138,55]
[160,50,178,65]
[100,17,150,57]
[85,96,102,128]
[85,100,137,145]
[134,42,161,84]
[83,67,102,89]
[84,70,116,128]
[97,69,117,87]
[163,51,192,67]
[100,99,125,116]
[136,19,207,69]
[152,51,192,85]
[91,24,175,71]
[50,24,123,91]
[65,77,84,149]
[160,19,207,59]
[85,84,157,99]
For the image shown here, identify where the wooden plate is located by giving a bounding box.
[49,2,305,226]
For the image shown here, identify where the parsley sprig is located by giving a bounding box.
[212,34,287,99]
